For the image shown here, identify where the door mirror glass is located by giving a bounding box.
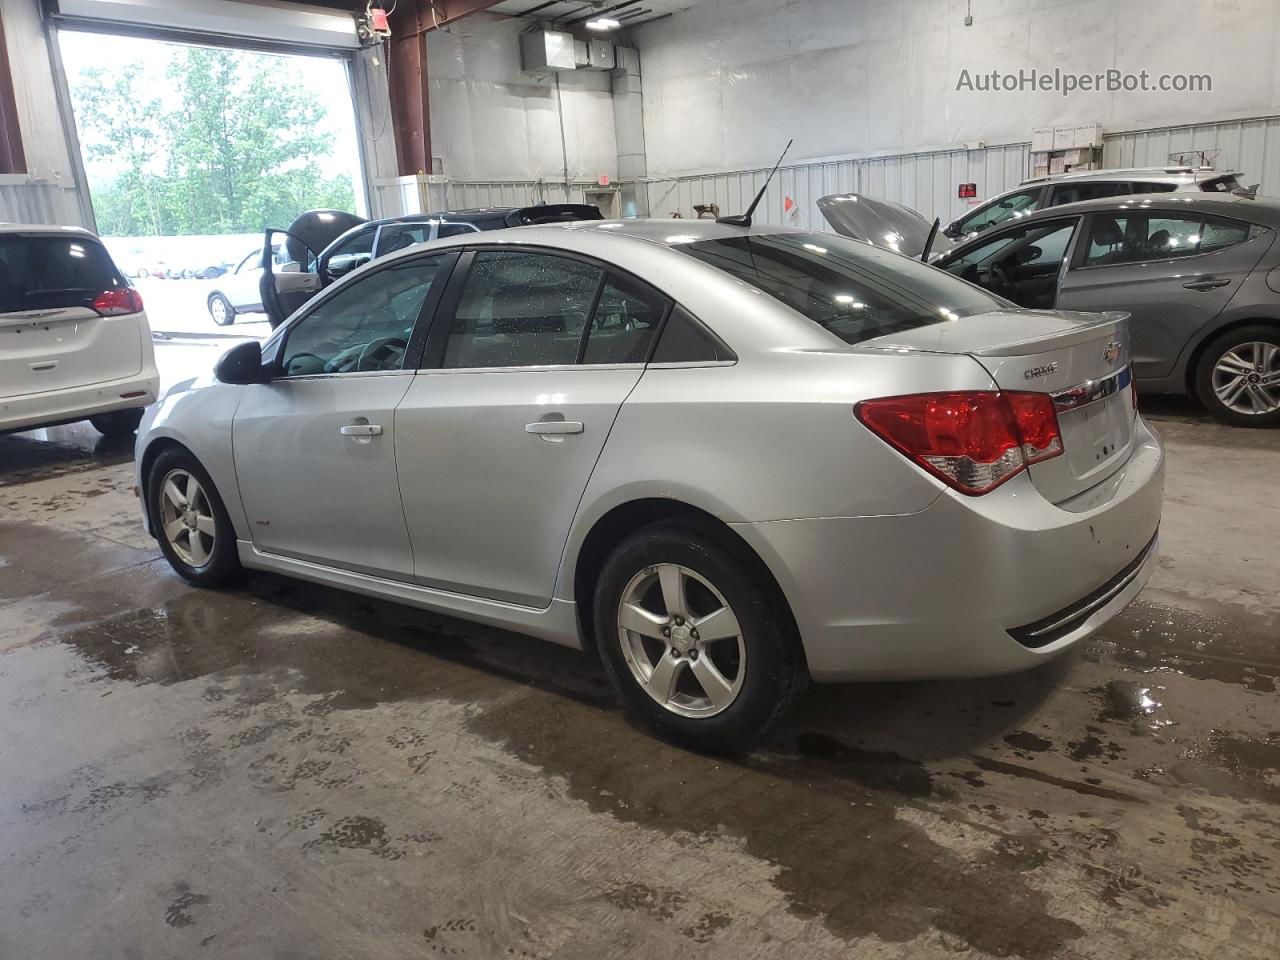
[215,340,266,385]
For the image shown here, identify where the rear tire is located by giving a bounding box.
[148,447,241,587]
[208,293,235,326]
[1194,324,1280,427]
[89,408,144,438]
[593,520,808,751]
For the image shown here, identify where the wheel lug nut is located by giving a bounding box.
[662,627,670,637]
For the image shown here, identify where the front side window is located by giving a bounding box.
[281,256,443,376]
[679,233,1004,345]
[940,220,1077,309]
[375,223,431,257]
[582,274,667,364]
[236,250,261,274]
[1082,214,1254,267]
[443,252,604,368]
[324,229,376,279]
[954,187,1043,235]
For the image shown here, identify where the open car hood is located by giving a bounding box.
[817,194,955,260]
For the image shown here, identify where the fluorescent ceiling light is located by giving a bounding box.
[585,17,621,30]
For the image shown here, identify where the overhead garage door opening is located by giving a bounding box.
[58,30,364,338]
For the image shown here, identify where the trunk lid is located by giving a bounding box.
[865,309,1136,503]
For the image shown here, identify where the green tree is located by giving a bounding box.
[70,45,356,237]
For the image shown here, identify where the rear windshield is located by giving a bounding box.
[0,235,126,314]
[678,232,1005,345]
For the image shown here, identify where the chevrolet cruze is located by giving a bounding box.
[136,220,1164,748]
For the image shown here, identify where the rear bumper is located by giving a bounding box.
[733,416,1165,682]
[0,368,160,434]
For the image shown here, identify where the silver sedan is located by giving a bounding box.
[135,219,1165,749]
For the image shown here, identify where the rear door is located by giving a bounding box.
[1056,210,1272,379]
[395,248,667,606]
[0,234,143,399]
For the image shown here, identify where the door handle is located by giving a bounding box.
[1183,277,1231,291]
[526,420,584,435]
[339,423,383,437]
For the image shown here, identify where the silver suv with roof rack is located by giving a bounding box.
[943,166,1244,240]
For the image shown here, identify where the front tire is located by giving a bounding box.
[1194,325,1280,427]
[208,293,236,326]
[90,408,144,437]
[593,521,808,751]
[148,448,241,587]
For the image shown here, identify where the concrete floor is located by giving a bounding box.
[2,364,1279,958]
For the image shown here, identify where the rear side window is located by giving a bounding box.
[443,251,603,368]
[582,274,667,364]
[679,232,1004,346]
[1130,182,1178,194]
[1201,176,1241,193]
[0,235,126,314]
[1049,182,1131,205]
[1082,213,1256,266]
[375,224,430,257]
[652,306,731,363]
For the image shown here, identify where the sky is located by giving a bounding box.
[57,30,364,188]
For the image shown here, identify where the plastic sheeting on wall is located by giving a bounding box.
[633,0,1280,180]
[426,13,617,183]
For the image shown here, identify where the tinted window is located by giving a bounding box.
[325,229,375,278]
[1130,182,1178,194]
[0,236,127,313]
[941,220,1076,310]
[375,224,430,257]
[281,256,442,376]
[679,233,1003,346]
[443,252,603,368]
[437,222,478,239]
[954,188,1042,234]
[652,306,730,363]
[1201,176,1241,193]
[1049,182,1130,205]
[582,274,667,364]
[1082,214,1253,266]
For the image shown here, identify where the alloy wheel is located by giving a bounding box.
[158,469,216,568]
[1211,340,1280,415]
[616,563,746,718]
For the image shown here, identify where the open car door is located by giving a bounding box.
[817,194,956,261]
[260,209,366,328]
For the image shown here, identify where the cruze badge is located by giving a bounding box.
[1102,340,1123,364]
[1023,362,1058,380]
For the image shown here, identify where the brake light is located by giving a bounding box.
[92,288,144,316]
[854,391,1063,495]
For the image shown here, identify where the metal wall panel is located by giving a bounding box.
[1103,116,1280,193]
[0,178,86,226]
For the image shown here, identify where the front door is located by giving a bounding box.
[395,249,669,606]
[233,253,451,577]
[937,218,1080,311]
[1056,211,1271,379]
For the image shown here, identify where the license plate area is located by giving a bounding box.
[1025,367,1136,503]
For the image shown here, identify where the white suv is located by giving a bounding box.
[0,225,159,437]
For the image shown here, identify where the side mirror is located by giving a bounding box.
[215,340,267,385]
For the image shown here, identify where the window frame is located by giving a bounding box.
[416,244,736,374]
[268,250,460,381]
[1068,209,1262,272]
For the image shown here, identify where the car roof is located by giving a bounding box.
[986,192,1280,227]
[1019,166,1239,186]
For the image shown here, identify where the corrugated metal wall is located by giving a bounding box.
[0,177,87,226]
[1103,115,1280,192]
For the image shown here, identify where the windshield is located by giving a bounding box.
[677,232,1005,345]
[0,235,127,314]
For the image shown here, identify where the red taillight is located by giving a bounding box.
[854,390,1063,495]
[92,288,144,316]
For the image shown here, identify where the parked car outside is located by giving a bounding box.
[943,166,1244,242]
[136,219,1163,749]
[205,243,290,325]
[1,225,159,437]
[930,194,1280,426]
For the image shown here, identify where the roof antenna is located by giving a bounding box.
[717,139,793,227]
